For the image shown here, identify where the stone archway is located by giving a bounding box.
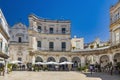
[59,57,68,62]
[100,55,109,67]
[35,56,43,62]
[72,57,81,69]
[114,53,120,63]
[47,57,56,71]
[47,57,56,62]
[59,57,68,71]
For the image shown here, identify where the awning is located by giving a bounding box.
[10,60,23,64]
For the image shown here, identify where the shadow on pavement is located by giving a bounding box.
[83,72,120,80]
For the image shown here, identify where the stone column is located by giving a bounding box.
[81,56,85,67]
[113,32,116,45]
[109,54,114,64]
[43,56,47,62]
[5,59,8,74]
[56,56,59,63]
[94,55,99,64]
[43,56,47,68]
[111,31,115,45]
[68,56,72,71]
[32,56,35,64]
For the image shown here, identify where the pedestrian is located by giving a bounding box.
[90,65,93,75]
[110,66,113,75]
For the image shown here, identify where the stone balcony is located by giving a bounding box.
[71,46,110,52]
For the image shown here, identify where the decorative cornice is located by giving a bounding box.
[29,14,70,23]
[29,43,120,57]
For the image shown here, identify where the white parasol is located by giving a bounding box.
[10,60,23,64]
[60,61,73,65]
[46,61,59,65]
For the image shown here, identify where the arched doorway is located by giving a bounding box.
[35,56,43,62]
[35,56,43,71]
[47,57,56,71]
[100,55,109,67]
[114,53,120,63]
[59,57,67,62]
[47,57,56,62]
[59,57,68,71]
[114,53,120,70]
[72,57,81,70]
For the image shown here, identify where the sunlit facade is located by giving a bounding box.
[0,1,120,71]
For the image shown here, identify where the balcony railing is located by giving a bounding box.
[71,46,110,52]
[38,30,70,34]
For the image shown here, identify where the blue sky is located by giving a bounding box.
[0,0,118,43]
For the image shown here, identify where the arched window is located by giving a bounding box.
[37,26,41,32]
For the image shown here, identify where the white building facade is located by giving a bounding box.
[0,9,10,73]
[0,1,119,71]
[9,23,29,63]
[0,9,9,60]
[28,14,71,52]
[71,36,84,50]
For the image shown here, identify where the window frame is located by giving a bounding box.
[61,42,66,51]
[49,28,54,34]
[49,42,54,50]
[62,28,66,34]
[37,41,41,48]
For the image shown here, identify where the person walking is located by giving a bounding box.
[110,65,113,75]
[90,65,93,75]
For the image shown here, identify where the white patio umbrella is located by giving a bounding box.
[60,61,73,65]
[0,61,5,64]
[34,62,45,65]
[46,61,59,65]
[10,60,23,64]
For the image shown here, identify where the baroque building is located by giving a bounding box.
[1,0,119,71]
[28,14,72,63]
[28,14,71,51]
[28,1,120,70]
[9,23,29,63]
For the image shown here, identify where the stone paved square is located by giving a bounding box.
[0,71,120,80]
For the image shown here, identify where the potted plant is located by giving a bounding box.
[7,63,13,73]
[72,47,75,50]
[90,45,94,49]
